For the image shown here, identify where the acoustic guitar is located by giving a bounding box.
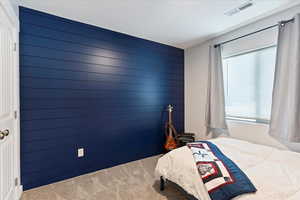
[164,105,178,151]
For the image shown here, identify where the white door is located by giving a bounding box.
[0,7,16,200]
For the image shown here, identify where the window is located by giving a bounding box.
[222,46,276,123]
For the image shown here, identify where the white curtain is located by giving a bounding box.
[205,45,228,136]
[269,14,300,142]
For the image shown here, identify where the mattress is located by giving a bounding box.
[155,137,300,200]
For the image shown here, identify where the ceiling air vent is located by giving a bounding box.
[224,0,254,16]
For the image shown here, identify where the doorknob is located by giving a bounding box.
[0,133,4,140]
[0,130,9,140]
[3,129,9,137]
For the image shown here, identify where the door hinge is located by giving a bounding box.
[13,42,17,51]
[14,110,17,119]
[15,178,18,186]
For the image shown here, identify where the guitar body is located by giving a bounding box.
[164,105,178,151]
[164,134,177,150]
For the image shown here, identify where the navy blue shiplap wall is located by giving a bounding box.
[20,7,184,190]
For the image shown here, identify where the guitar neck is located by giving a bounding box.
[168,111,172,124]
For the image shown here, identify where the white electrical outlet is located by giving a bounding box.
[78,148,84,157]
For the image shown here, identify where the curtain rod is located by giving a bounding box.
[214,18,295,48]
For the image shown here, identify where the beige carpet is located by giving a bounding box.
[21,155,188,200]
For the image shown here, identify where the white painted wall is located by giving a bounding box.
[185,5,300,152]
[11,0,19,17]
[6,0,19,17]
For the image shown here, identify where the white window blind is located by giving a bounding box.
[221,28,277,58]
[222,46,276,123]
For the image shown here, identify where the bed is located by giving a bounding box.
[155,137,300,200]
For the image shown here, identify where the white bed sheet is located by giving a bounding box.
[155,137,300,200]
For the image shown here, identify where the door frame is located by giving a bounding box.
[0,0,21,199]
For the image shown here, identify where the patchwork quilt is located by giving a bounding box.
[187,141,256,200]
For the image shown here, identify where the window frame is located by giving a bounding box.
[222,45,277,124]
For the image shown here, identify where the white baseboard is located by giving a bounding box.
[15,185,23,200]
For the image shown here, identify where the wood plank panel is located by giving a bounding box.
[20,7,184,190]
